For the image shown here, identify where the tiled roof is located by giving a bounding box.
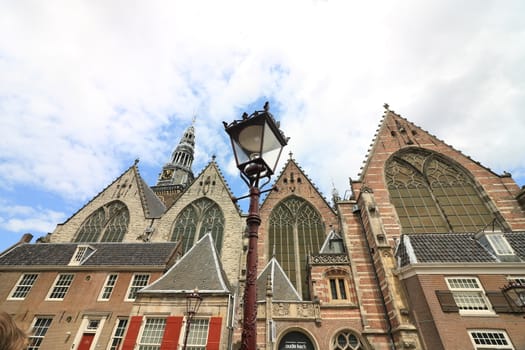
[0,243,178,267]
[396,232,525,266]
[140,233,231,294]
[256,257,301,302]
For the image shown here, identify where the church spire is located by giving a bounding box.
[156,121,195,188]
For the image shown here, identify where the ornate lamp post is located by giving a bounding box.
[182,288,203,350]
[223,102,288,350]
[501,280,525,312]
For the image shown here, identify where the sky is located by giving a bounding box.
[1,1,524,252]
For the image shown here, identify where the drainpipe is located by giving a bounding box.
[354,205,397,350]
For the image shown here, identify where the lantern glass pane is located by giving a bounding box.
[238,124,264,153]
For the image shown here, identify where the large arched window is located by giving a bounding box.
[75,201,129,242]
[170,198,224,254]
[332,330,365,350]
[269,196,325,300]
[385,149,498,233]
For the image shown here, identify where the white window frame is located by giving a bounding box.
[69,245,95,265]
[125,274,150,301]
[445,277,493,315]
[137,317,167,350]
[9,273,39,300]
[46,273,74,300]
[107,318,129,350]
[506,276,525,306]
[99,273,119,301]
[184,318,209,350]
[486,234,514,255]
[468,329,514,349]
[28,317,53,350]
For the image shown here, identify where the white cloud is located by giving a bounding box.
[0,0,524,250]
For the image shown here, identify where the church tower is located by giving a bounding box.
[152,121,196,207]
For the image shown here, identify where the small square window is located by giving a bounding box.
[468,329,514,349]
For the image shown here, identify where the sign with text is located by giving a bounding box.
[278,331,314,350]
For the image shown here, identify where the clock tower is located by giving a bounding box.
[152,121,196,206]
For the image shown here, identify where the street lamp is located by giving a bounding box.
[224,102,289,350]
[501,280,525,312]
[183,288,203,350]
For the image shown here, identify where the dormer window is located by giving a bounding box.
[70,245,95,265]
[486,234,514,256]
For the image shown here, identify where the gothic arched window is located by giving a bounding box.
[269,196,325,300]
[75,201,129,242]
[170,198,224,254]
[385,149,498,233]
[332,330,365,350]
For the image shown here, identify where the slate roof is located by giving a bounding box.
[256,257,301,302]
[0,242,178,267]
[396,232,525,267]
[140,233,231,294]
[319,230,346,254]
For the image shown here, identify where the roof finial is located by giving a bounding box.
[289,151,293,159]
[383,103,390,111]
[192,114,197,125]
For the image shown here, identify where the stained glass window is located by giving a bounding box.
[75,201,129,242]
[269,196,325,300]
[386,149,498,233]
[171,198,224,254]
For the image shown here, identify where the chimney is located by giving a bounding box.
[20,233,33,243]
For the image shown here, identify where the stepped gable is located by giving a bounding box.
[140,233,231,294]
[357,105,505,182]
[133,165,166,218]
[261,154,336,214]
[396,232,525,267]
[0,242,178,267]
[256,257,301,302]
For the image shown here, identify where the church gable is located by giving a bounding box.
[154,159,244,284]
[50,163,163,243]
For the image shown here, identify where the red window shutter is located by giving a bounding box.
[122,316,143,350]
[206,317,222,350]
[160,316,184,350]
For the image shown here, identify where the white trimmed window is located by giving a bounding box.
[507,276,525,306]
[468,330,514,349]
[138,318,166,350]
[47,274,74,300]
[126,274,150,300]
[69,245,96,265]
[28,317,53,350]
[108,318,128,350]
[486,234,514,255]
[9,273,38,299]
[99,273,118,301]
[186,318,209,350]
[446,277,493,314]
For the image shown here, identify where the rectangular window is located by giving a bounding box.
[47,274,74,300]
[186,319,209,350]
[486,234,514,255]
[28,317,52,350]
[507,277,525,306]
[446,277,492,314]
[108,318,128,350]
[468,330,514,349]
[9,273,38,299]
[329,278,348,300]
[99,273,118,301]
[138,318,166,350]
[126,274,150,300]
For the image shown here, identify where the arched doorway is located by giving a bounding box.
[278,331,315,350]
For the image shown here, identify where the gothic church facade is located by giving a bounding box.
[1,107,525,350]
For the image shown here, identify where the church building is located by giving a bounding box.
[1,106,524,350]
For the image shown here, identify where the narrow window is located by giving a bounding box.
[186,319,209,349]
[108,318,128,350]
[446,277,493,315]
[329,278,348,301]
[126,274,150,301]
[138,318,166,350]
[99,274,118,301]
[9,273,38,299]
[28,317,53,350]
[468,329,514,349]
[47,274,74,300]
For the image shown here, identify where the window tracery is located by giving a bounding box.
[269,196,325,300]
[171,198,224,254]
[386,149,498,233]
[75,201,129,242]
